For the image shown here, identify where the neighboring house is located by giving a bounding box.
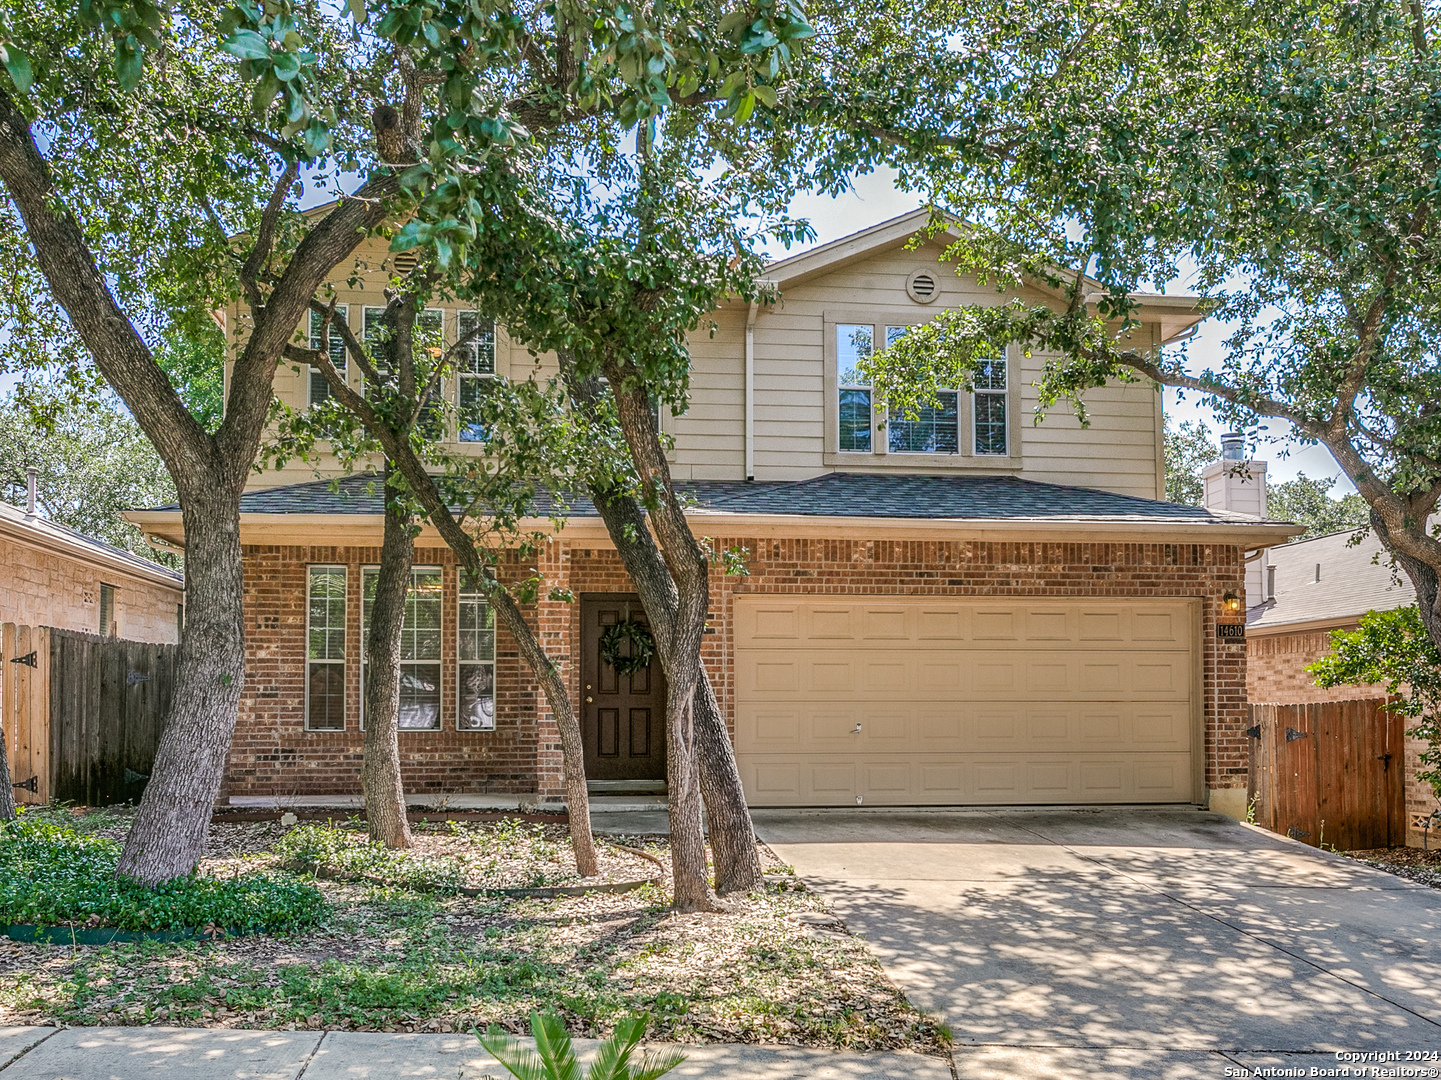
[1246,527,1436,839]
[127,210,1294,816]
[1,469,183,643]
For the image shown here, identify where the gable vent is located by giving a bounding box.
[392,251,419,275]
[905,269,940,305]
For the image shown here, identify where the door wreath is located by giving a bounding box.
[599,617,655,676]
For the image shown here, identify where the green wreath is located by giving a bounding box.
[599,618,655,676]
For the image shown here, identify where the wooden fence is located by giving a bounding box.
[1,623,178,806]
[1247,698,1404,850]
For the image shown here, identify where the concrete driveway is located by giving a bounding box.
[754,807,1441,1079]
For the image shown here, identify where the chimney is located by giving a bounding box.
[1202,432,1267,607]
[25,467,37,517]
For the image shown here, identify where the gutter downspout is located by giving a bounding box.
[745,300,758,481]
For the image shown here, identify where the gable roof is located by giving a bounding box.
[762,209,1209,346]
[1247,529,1415,634]
[0,500,183,590]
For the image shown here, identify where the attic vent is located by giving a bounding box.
[905,269,940,305]
[392,251,419,275]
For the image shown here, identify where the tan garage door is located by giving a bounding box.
[734,596,1200,806]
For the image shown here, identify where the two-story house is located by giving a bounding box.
[127,209,1295,817]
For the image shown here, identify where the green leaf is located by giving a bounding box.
[2,46,32,94]
[752,82,777,108]
[272,48,300,82]
[114,37,143,91]
[222,29,272,62]
[530,1011,580,1080]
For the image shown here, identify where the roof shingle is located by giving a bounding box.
[220,471,1267,525]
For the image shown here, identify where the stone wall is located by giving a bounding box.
[0,531,181,644]
[227,535,1249,805]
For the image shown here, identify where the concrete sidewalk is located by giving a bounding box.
[0,1025,952,1079]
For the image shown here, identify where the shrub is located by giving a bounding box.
[0,818,326,933]
[1311,605,1441,800]
[275,824,461,891]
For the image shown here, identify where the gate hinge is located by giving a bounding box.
[126,670,151,686]
[1285,726,1309,742]
[1378,752,1392,772]
[9,651,36,668]
[1245,725,1261,739]
[12,776,36,793]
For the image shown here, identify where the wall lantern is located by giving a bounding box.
[1222,591,1242,616]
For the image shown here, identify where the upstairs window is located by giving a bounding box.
[457,311,496,442]
[837,323,873,453]
[973,359,1008,455]
[363,306,444,433]
[362,566,443,730]
[884,326,959,455]
[307,306,348,406]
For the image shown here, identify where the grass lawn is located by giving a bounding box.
[0,808,948,1054]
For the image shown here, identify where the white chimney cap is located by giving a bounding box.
[1220,432,1246,460]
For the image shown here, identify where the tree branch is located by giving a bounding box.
[239,159,300,310]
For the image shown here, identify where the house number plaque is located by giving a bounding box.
[1217,622,1246,641]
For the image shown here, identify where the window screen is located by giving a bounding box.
[307,306,348,406]
[362,566,443,730]
[457,311,496,442]
[457,571,496,731]
[837,323,873,452]
[306,566,346,731]
[974,359,1008,455]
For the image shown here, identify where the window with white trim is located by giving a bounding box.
[457,311,496,442]
[884,325,959,454]
[973,358,1008,455]
[306,566,346,731]
[362,566,443,730]
[363,307,445,430]
[457,571,495,731]
[307,306,348,406]
[837,323,873,452]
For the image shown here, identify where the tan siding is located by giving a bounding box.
[234,230,1170,499]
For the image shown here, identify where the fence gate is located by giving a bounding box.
[1247,699,1403,850]
[1,623,177,807]
[1,624,50,804]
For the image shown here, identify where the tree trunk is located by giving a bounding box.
[692,677,761,894]
[665,680,714,910]
[1371,510,1441,650]
[116,487,246,883]
[587,487,762,894]
[598,357,720,912]
[361,466,415,850]
[302,333,599,878]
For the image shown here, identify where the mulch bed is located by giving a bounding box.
[0,809,949,1056]
[1344,846,1441,889]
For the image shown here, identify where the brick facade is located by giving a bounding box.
[0,529,182,644]
[1248,626,1441,845]
[226,533,1250,805]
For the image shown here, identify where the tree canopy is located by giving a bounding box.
[838,0,1441,649]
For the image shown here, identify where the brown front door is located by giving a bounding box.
[580,595,667,781]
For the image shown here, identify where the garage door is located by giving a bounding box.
[734,596,1199,806]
